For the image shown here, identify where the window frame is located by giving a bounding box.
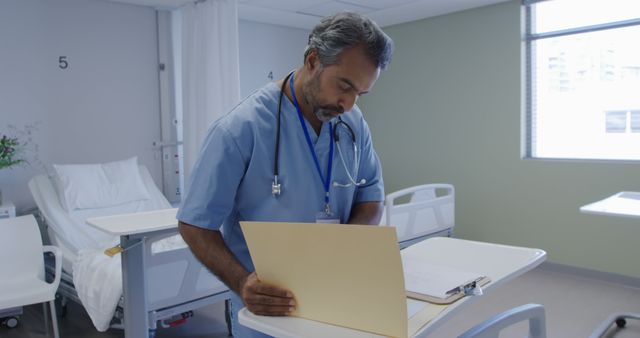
[523,0,640,161]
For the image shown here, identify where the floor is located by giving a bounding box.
[1,267,639,337]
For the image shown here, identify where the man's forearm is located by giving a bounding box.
[347,201,383,225]
[178,221,249,294]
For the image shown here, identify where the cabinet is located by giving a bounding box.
[0,201,16,219]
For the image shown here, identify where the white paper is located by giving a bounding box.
[403,257,484,298]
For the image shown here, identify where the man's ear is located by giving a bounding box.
[305,49,320,72]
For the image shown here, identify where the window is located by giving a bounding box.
[525,0,640,160]
[605,111,627,133]
[631,110,640,132]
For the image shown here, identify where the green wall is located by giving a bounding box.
[360,0,640,278]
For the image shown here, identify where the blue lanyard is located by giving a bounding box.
[289,73,334,206]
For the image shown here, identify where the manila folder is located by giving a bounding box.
[240,221,408,338]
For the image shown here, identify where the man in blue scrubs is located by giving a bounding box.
[178,11,394,337]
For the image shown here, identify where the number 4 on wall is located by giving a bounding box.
[59,56,68,69]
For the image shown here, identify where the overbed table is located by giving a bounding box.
[581,192,640,338]
[239,237,547,337]
[86,208,230,338]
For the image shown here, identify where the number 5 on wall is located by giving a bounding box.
[59,56,68,69]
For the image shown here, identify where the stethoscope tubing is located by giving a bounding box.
[272,71,364,196]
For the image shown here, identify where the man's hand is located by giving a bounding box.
[241,272,296,316]
[179,222,295,316]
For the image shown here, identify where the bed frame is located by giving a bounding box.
[382,183,455,248]
[131,226,230,336]
[42,215,231,337]
[29,170,231,337]
[42,223,231,336]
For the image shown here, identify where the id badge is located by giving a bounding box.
[315,206,339,224]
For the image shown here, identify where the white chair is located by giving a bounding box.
[458,303,547,338]
[381,183,455,248]
[0,214,62,338]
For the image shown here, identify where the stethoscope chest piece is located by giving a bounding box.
[272,175,281,196]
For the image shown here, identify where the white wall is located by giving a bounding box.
[238,20,309,98]
[0,0,161,213]
[0,4,309,213]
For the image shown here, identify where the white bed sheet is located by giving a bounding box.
[73,246,123,331]
[29,166,187,331]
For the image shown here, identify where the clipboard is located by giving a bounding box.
[402,256,491,305]
[406,276,491,304]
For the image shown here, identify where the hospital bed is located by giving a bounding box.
[28,164,230,336]
[381,184,455,248]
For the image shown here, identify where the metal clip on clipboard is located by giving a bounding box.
[445,277,486,298]
[406,275,491,304]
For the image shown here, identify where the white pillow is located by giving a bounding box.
[53,157,151,211]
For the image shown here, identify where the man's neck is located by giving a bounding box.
[282,70,322,135]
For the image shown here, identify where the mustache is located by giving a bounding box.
[318,105,344,114]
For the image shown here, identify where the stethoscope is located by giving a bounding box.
[272,71,366,196]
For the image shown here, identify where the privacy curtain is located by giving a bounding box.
[174,0,241,189]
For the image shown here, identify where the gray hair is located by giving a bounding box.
[304,11,394,70]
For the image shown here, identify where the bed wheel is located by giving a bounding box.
[2,316,19,328]
[615,318,627,328]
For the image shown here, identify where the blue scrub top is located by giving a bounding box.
[177,81,384,272]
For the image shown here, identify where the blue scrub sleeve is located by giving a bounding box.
[177,124,247,230]
[354,118,385,203]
